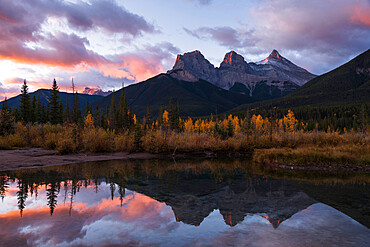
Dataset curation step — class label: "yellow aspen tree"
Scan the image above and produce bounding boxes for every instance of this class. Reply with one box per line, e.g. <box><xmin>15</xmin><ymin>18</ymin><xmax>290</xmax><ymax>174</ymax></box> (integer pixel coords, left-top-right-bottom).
<box><xmin>255</xmin><ymin>115</ymin><xmax>264</xmax><ymax>132</ymax></box>
<box><xmin>284</xmin><ymin>109</ymin><xmax>298</xmax><ymax>132</ymax></box>
<box><xmin>184</xmin><ymin>117</ymin><xmax>193</xmax><ymax>132</ymax></box>
<box><xmin>84</xmin><ymin>113</ymin><xmax>94</xmax><ymax>129</ymax></box>
<box><xmin>162</xmin><ymin>110</ymin><xmax>169</xmax><ymax>128</ymax></box>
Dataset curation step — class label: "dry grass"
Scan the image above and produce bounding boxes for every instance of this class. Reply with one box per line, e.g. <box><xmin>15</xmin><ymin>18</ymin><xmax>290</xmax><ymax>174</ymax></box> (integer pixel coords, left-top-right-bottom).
<box><xmin>253</xmin><ymin>143</ymin><xmax>370</xmax><ymax>168</ymax></box>
<box><xmin>0</xmin><ymin>122</ymin><xmax>368</xmax><ymax>170</ymax></box>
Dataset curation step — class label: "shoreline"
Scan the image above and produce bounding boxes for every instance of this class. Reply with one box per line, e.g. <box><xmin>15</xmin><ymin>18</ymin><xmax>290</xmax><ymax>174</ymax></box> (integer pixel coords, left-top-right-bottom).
<box><xmin>0</xmin><ymin>148</ymin><xmax>369</xmax><ymax>173</ymax></box>
<box><xmin>260</xmin><ymin>162</ymin><xmax>370</xmax><ymax>173</ymax></box>
<box><xmin>0</xmin><ymin>148</ymin><xmax>159</xmax><ymax>172</ymax></box>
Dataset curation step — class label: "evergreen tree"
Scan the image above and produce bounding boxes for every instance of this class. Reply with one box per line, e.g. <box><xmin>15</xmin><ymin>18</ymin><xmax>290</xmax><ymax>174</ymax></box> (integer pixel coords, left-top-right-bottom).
<box><xmin>58</xmin><ymin>101</ymin><xmax>64</xmax><ymax>123</ymax></box>
<box><xmin>85</xmin><ymin>98</ymin><xmax>91</xmax><ymax>116</ymax></box>
<box><xmin>12</xmin><ymin>108</ymin><xmax>21</xmax><ymax>122</ymax></box>
<box><xmin>168</xmin><ymin>98</ymin><xmax>180</xmax><ymax>131</ymax></box>
<box><xmin>34</xmin><ymin>95</ymin><xmax>41</xmax><ymax>123</ymax></box>
<box><xmin>145</xmin><ymin>105</ymin><xmax>151</xmax><ymax>129</ymax></box>
<box><xmin>108</xmin><ymin>92</ymin><xmax>117</xmax><ymax>129</ymax></box>
<box><xmin>20</xmin><ymin>79</ymin><xmax>31</xmax><ymax>123</ymax></box>
<box><xmin>49</xmin><ymin>79</ymin><xmax>61</xmax><ymax>125</ymax></box>
<box><xmin>94</xmin><ymin>106</ymin><xmax>100</xmax><ymax>127</ymax></box>
<box><xmin>227</xmin><ymin>118</ymin><xmax>234</xmax><ymax>137</ymax></box>
<box><xmin>73</xmin><ymin>92</ymin><xmax>82</xmax><ymax>125</ymax></box>
<box><xmin>118</xmin><ymin>89</ymin><xmax>128</xmax><ymax>130</ymax></box>
<box><xmin>134</xmin><ymin>121</ymin><xmax>143</xmax><ymax>150</ymax></box>
<box><xmin>41</xmin><ymin>103</ymin><xmax>48</xmax><ymax>123</ymax></box>
<box><xmin>0</xmin><ymin>97</ymin><xmax>14</xmax><ymax>135</ymax></box>
<box><xmin>64</xmin><ymin>96</ymin><xmax>70</xmax><ymax>123</ymax></box>
<box><xmin>31</xmin><ymin>94</ymin><xmax>37</xmax><ymax>123</ymax></box>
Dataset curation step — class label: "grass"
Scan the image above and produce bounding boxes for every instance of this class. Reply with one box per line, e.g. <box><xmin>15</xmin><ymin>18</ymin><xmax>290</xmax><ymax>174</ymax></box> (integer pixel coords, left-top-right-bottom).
<box><xmin>253</xmin><ymin>143</ymin><xmax>370</xmax><ymax>169</ymax></box>
<box><xmin>0</xmin><ymin>122</ymin><xmax>369</xmax><ymax>170</ymax></box>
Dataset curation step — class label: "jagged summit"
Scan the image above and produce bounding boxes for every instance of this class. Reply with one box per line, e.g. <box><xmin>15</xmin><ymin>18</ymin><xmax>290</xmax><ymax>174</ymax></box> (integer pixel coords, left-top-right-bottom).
<box><xmin>168</xmin><ymin>49</ymin><xmax>218</xmax><ymax>83</ymax></box>
<box><xmin>259</xmin><ymin>49</ymin><xmax>283</xmax><ymax>63</ymax></box>
<box><xmin>221</xmin><ymin>51</ymin><xmax>245</xmax><ymax>66</ymax></box>
<box><xmin>268</xmin><ymin>49</ymin><xmax>282</xmax><ymax>59</ymax></box>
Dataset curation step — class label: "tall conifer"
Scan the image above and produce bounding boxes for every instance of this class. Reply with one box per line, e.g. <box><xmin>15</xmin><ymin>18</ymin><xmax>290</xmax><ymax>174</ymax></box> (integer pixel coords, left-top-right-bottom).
<box><xmin>49</xmin><ymin>79</ymin><xmax>61</xmax><ymax>125</ymax></box>
<box><xmin>0</xmin><ymin>97</ymin><xmax>14</xmax><ymax>135</ymax></box>
<box><xmin>20</xmin><ymin>79</ymin><xmax>31</xmax><ymax>123</ymax></box>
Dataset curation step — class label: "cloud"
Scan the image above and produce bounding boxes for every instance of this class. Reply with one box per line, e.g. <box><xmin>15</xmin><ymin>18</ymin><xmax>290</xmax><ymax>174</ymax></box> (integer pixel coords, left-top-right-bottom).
<box><xmin>184</xmin><ymin>27</ymin><xmax>257</xmax><ymax>49</ymax></box>
<box><xmin>0</xmin><ymin>0</ymin><xmax>162</xmax><ymax>89</ymax></box>
<box><xmin>0</xmin><ymin>0</ymin><xmax>154</xmax><ymax>36</ymax></box>
<box><xmin>111</xmin><ymin>42</ymin><xmax>180</xmax><ymax>82</ymax></box>
<box><xmin>185</xmin><ymin>0</ymin><xmax>213</xmax><ymax>6</ymax></box>
<box><xmin>184</xmin><ymin>0</ymin><xmax>370</xmax><ymax>74</ymax></box>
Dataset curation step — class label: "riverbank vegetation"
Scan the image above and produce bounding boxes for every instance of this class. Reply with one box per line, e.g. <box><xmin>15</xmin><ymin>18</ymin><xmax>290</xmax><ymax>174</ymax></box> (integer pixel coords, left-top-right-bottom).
<box><xmin>0</xmin><ymin>79</ymin><xmax>369</xmax><ymax>169</ymax></box>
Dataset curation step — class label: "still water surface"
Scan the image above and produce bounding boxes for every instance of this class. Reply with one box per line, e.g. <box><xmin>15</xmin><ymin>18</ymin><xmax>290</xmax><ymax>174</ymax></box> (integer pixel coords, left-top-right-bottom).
<box><xmin>0</xmin><ymin>159</ymin><xmax>369</xmax><ymax>247</ymax></box>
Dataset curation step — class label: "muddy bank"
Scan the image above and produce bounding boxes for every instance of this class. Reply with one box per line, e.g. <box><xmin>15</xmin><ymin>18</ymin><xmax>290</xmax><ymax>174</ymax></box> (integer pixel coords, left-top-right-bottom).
<box><xmin>0</xmin><ymin>148</ymin><xmax>159</xmax><ymax>171</ymax></box>
<box><xmin>1</xmin><ymin>148</ymin><xmax>368</xmax><ymax>173</ymax></box>
<box><xmin>0</xmin><ymin>148</ymin><xmax>252</xmax><ymax>172</ymax></box>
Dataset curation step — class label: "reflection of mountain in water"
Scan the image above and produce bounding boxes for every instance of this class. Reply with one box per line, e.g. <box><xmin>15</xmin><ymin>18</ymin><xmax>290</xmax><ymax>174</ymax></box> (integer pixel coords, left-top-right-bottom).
<box><xmin>1</xmin><ymin>159</ymin><xmax>368</xmax><ymax>229</ymax></box>
<box><xmin>125</xmin><ymin>173</ymin><xmax>316</xmax><ymax>228</ymax></box>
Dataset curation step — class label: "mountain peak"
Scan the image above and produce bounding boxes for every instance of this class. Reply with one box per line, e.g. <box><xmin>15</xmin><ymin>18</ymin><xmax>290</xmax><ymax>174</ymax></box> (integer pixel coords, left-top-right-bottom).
<box><xmin>168</xmin><ymin>50</ymin><xmax>218</xmax><ymax>83</ymax></box>
<box><xmin>259</xmin><ymin>49</ymin><xmax>283</xmax><ymax>63</ymax></box>
<box><xmin>268</xmin><ymin>49</ymin><xmax>282</xmax><ymax>59</ymax></box>
<box><xmin>222</xmin><ymin>51</ymin><xmax>245</xmax><ymax>66</ymax></box>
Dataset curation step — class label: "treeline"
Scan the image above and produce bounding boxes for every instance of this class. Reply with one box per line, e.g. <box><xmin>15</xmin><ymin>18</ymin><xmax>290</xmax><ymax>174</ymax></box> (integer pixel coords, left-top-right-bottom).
<box><xmin>232</xmin><ymin>104</ymin><xmax>369</xmax><ymax>133</ymax></box>
<box><xmin>1</xmin><ymin>79</ymin><xmax>369</xmax><ymax>136</ymax></box>
<box><xmin>0</xmin><ymin>79</ymin><xmax>369</xmax><ymax>156</ymax></box>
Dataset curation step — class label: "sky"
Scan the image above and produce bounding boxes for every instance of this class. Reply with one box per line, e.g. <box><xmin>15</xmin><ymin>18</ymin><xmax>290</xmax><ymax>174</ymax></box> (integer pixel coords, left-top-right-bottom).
<box><xmin>0</xmin><ymin>0</ymin><xmax>369</xmax><ymax>100</ymax></box>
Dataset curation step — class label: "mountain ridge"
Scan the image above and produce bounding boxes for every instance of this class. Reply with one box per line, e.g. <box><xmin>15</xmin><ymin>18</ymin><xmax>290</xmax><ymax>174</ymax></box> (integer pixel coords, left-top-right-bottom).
<box><xmin>168</xmin><ymin>49</ymin><xmax>316</xmax><ymax>95</ymax></box>
<box><xmin>230</xmin><ymin>48</ymin><xmax>370</xmax><ymax>112</ymax></box>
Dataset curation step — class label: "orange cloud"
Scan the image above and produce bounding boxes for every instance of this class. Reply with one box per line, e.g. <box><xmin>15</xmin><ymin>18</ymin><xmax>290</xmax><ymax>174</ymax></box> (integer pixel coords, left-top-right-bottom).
<box><xmin>350</xmin><ymin>5</ymin><xmax>370</xmax><ymax>27</ymax></box>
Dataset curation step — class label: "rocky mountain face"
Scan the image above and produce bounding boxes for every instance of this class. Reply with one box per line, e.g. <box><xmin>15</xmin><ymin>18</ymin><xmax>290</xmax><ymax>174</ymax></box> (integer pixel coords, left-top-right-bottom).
<box><xmin>168</xmin><ymin>50</ymin><xmax>316</xmax><ymax>98</ymax></box>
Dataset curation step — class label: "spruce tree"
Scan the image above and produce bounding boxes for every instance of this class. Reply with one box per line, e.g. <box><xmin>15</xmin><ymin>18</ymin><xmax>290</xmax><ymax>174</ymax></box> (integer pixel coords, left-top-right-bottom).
<box><xmin>73</xmin><ymin>92</ymin><xmax>82</xmax><ymax>125</ymax></box>
<box><xmin>49</xmin><ymin>79</ymin><xmax>61</xmax><ymax>125</ymax></box>
<box><xmin>34</xmin><ymin>95</ymin><xmax>41</xmax><ymax>123</ymax></box>
<box><xmin>94</xmin><ymin>106</ymin><xmax>100</xmax><ymax>127</ymax></box>
<box><xmin>65</xmin><ymin>96</ymin><xmax>70</xmax><ymax>123</ymax></box>
<box><xmin>85</xmin><ymin>98</ymin><xmax>91</xmax><ymax>116</ymax></box>
<box><xmin>0</xmin><ymin>97</ymin><xmax>14</xmax><ymax>135</ymax></box>
<box><xmin>31</xmin><ymin>94</ymin><xmax>37</xmax><ymax>123</ymax></box>
<box><xmin>118</xmin><ymin>90</ymin><xmax>128</xmax><ymax>130</ymax></box>
<box><xmin>58</xmin><ymin>101</ymin><xmax>64</xmax><ymax>123</ymax></box>
<box><xmin>227</xmin><ymin>118</ymin><xmax>234</xmax><ymax>137</ymax></box>
<box><xmin>108</xmin><ymin>92</ymin><xmax>116</xmax><ymax>129</ymax></box>
<box><xmin>20</xmin><ymin>79</ymin><xmax>31</xmax><ymax>123</ymax></box>
<box><xmin>168</xmin><ymin>98</ymin><xmax>180</xmax><ymax>131</ymax></box>
<box><xmin>145</xmin><ymin>105</ymin><xmax>151</xmax><ymax>129</ymax></box>
<box><xmin>41</xmin><ymin>103</ymin><xmax>48</xmax><ymax>123</ymax></box>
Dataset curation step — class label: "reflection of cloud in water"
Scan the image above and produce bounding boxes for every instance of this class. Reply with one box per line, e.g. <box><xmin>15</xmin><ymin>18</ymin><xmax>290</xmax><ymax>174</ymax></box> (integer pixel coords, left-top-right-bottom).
<box><xmin>0</xmin><ymin>182</ymin><xmax>369</xmax><ymax>247</ymax></box>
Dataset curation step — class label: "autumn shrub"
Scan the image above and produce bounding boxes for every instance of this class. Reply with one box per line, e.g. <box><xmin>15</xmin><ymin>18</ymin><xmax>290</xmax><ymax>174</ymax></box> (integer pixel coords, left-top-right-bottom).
<box><xmin>142</xmin><ymin>130</ymin><xmax>169</xmax><ymax>153</ymax></box>
<box><xmin>56</xmin><ymin>134</ymin><xmax>76</xmax><ymax>154</ymax></box>
<box><xmin>83</xmin><ymin>128</ymin><xmax>113</xmax><ymax>152</ymax></box>
<box><xmin>114</xmin><ymin>131</ymin><xmax>135</xmax><ymax>152</ymax></box>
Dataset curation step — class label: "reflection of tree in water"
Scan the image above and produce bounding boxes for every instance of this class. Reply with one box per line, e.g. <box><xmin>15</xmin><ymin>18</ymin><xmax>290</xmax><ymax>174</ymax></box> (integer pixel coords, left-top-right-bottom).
<box><xmin>17</xmin><ymin>180</ymin><xmax>28</xmax><ymax>217</ymax></box>
<box><xmin>0</xmin><ymin>159</ymin><xmax>368</xmax><ymax>227</ymax></box>
<box><xmin>47</xmin><ymin>182</ymin><xmax>59</xmax><ymax>216</ymax></box>
<box><xmin>0</xmin><ymin>175</ymin><xmax>8</xmax><ymax>202</ymax></box>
